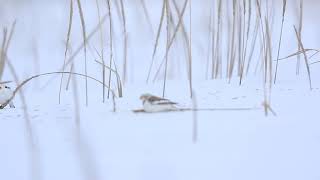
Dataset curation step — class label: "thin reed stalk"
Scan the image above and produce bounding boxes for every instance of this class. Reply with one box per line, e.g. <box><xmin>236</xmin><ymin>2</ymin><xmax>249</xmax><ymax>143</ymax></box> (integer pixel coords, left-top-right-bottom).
<box><xmin>274</xmin><ymin>0</ymin><xmax>287</xmax><ymax>84</ymax></box>
<box><xmin>228</xmin><ymin>0</ymin><xmax>237</xmax><ymax>81</ymax></box>
<box><xmin>147</xmin><ymin>0</ymin><xmax>166</xmax><ymax>82</ymax></box>
<box><xmin>106</xmin><ymin>0</ymin><xmax>114</xmax><ymax>99</ymax></box>
<box><xmin>1</xmin><ymin>71</ymin><xmax>115</xmax><ymax>109</ymax></box>
<box><xmin>192</xmin><ymin>90</ymin><xmax>198</xmax><ymax>143</ymax></box>
<box><xmin>119</xmin><ymin>0</ymin><xmax>128</xmax><ymax>84</ymax></box>
<box><xmin>0</xmin><ymin>29</ymin><xmax>7</xmax><ymax>80</ymax></box>
<box><xmin>139</xmin><ymin>0</ymin><xmax>154</xmax><ymax>34</ymax></box>
<box><xmin>188</xmin><ymin>0</ymin><xmax>193</xmax><ymax>98</ymax></box>
<box><xmin>294</xmin><ymin>26</ymin><xmax>312</xmax><ymax>90</ymax></box>
<box><xmin>239</xmin><ymin>0</ymin><xmax>249</xmax><ymax>84</ymax></box>
<box><xmin>206</xmin><ymin>7</ymin><xmax>213</xmax><ymax>79</ymax></box>
<box><xmin>245</xmin><ymin>17</ymin><xmax>259</xmax><ymax>75</ymax></box>
<box><xmin>162</xmin><ymin>0</ymin><xmax>170</xmax><ymax>98</ymax></box>
<box><xmin>76</xmin><ymin>0</ymin><xmax>88</xmax><ymax>106</ymax></box>
<box><xmin>213</xmin><ymin>0</ymin><xmax>222</xmax><ymax>79</ymax></box>
<box><xmin>296</xmin><ymin>0</ymin><xmax>303</xmax><ymax>75</ymax></box>
<box><xmin>95</xmin><ymin>0</ymin><xmax>106</xmax><ymax>102</ymax></box>
<box><xmin>59</xmin><ymin>0</ymin><xmax>73</xmax><ymax>103</ymax></box>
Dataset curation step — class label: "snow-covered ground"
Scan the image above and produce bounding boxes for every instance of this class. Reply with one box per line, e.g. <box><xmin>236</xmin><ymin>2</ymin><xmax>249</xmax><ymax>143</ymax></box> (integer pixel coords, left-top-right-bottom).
<box><xmin>1</xmin><ymin>79</ymin><xmax>320</xmax><ymax>180</ymax></box>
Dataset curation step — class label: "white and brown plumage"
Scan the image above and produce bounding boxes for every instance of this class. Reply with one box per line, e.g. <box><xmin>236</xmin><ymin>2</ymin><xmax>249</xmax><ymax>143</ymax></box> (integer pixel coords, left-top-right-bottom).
<box><xmin>0</xmin><ymin>84</ymin><xmax>15</xmax><ymax>108</ymax></box>
<box><xmin>139</xmin><ymin>93</ymin><xmax>177</xmax><ymax>113</ymax></box>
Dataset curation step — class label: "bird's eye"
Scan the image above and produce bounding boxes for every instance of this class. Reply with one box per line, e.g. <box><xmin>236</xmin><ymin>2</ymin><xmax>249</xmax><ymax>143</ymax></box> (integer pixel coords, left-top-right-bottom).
<box><xmin>5</xmin><ymin>86</ymin><xmax>9</xmax><ymax>89</ymax></box>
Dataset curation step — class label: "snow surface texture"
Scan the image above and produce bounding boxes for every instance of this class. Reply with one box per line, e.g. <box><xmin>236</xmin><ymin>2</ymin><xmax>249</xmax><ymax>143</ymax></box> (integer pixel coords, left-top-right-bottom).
<box><xmin>1</xmin><ymin>80</ymin><xmax>320</xmax><ymax>180</ymax></box>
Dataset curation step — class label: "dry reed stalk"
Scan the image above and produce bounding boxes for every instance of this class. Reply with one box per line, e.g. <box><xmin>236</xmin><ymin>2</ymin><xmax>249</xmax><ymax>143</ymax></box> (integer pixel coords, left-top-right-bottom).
<box><xmin>66</xmin><ymin>64</ymin><xmax>74</xmax><ymax>90</ymax></box>
<box><xmin>255</xmin><ymin>0</ymin><xmax>268</xmax><ymax>84</ymax></box>
<box><xmin>239</xmin><ymin>0</ymin><xmax>250</xmax><ymax>84</ymax></box>
<box><xmin>158</xmin><ymin>0</ymin><xmax>189</xmax><ymax>61</ymax></box>
<box><xmin>42</xmin><ymin>14</ymin><xmax>107</xmax><ymax>90</ymax></box>
<box><xmin>171</xmin><ymin>0</ymin><xmax>192</xmax><ymax>83</ymax></box>
<box><xmin>139</xmin><ymin>0</ymin><xmax>154</xmax><ymax>34</ymax></box>
<box><xmin>1</xmin><ymin>71</ymin><xmax>115</xmax><ymax>109</ymax></box>
<box><xmin>226</xmin><ymin>1</ymin><xmax>231</xmax><ymax>78</ymax></box>
<box><xmin>213</xmin><ymin>0</ymin><xmax>222</xmax><ymax>79</ymax></box>
<box><xmin>95</xmin><ymin>0</ymin><xmax>106</xmax><ymax>102</ymax></box>
<box><xmin>4</xmin><ymin>21</ymin><xmax>16</xmax><ymax>57</ymax></box>
<box><xmin>265</xmin><ymin>19</ymin><xmax>273</xmax><ymax>88</ymax></box>
<box><xmin>119</xmin><ymin>0</ymin><xmax>128</xmax><ymax>84</ymax></box>
<box><xmin>294</xmin><ymin>26</ymin><xmax>312</xmax><ymax>90</ymax></box>
<box><xmin>253</xmin><ymin>41</ymin><xmax>264</xmax><ymax>75</ymax></box>
<box><xmin>211</xmin><ymin>1</ymin><xmax>216</xmax><ymax>79</ymax></box>
<box><xmin>0</xmin><ymin>81</ymin><xmax>12</xmax><ymax>84</ymax></box>
<box><xmin>237</xmin><ymin>2</ymin><xmax>243</xmax><ymax>77</ymax></box>
<box><xmin>263</xmin><ymin>17</ymin><xmax>273</xmax><ymax>116</ymax></box>
<box><xmin>111</xmin><ymin>45</ymin><xmax>123</xmax><ymax>98</ymax></box>
<box><xmin>0</xmin><ymin>29</ymin><xmax>7</xmax><ymax>80</ymax></box>
<box><xmin>296</xmin><ymin>0</ymin><xmax>303</xmax><ymax>75</ymax></box>
<box><xmin>151</xmin><ymin>0</ymin><xmax>189</xmax><ymax>82</ymax></box>
<box><xmin>188</xmin><ymin>0</ymin><xmax>193</xmax><ymax>98</ymax></box>
<box><xmin>106</xmin><ymin>0</ymin><xmax>114</xmax><ymax>99</ymax></box>
<box><xmin>76</xmin><ymin>0</ymin><xmax>88</xmax><ymax>106</ymax></box>
<box><xmin>0</xmin><ymin>20</ymin><xmax>15</xmax><ymax>80</ymax></box>
<box><xmin>206</xmin><ymin>7</ymin><xmax>213</xmax><ymax>79</ymax></box>
<box><xmin>276</xmin><ymin>49</ymin><xmax>319</xmax><ymax>62</ymax></box>
<box><xmin>133</xmin><ymin>107</ymin><xmax>261</xmax><ymax>113</ymax></box>
<box><xmin>94</xmin><ymin>50</ymin><xmax>122</xmax><ymax>97</ymax></box>
<box><xmin>228</xmin><ymin>0</ymin><xmax>237</xmax><ymax>81</ymax></box>
<box><xmin>162</xmin><ymin>0</ymin><xmax>170</xmax><ymax>98</ymax></box>
<box><xmin>95</xmin><ymin>60</ymin><xmax>122</xmax><ymax>93</ymax></box>
<box><xmin>147</xmin><ymin>0</ymin><xmax>166</xmax><ymax>82</ymax></box>
<box><xmin>71</xmin><ymin>67</ymin><xmax>80</xmax><ymax>127</ymax></box>
<box><xmin>192</xmin><ymin>90</ymin><xmax>198</xmax><ymax>143</ymax></box>
<box><xmin>152</xmin><ymin>0</ymin><xmax>192</xmax><ymax>97</ymax></box>
<box><xmin>274</xmin><ymin>0</ymin><xmax>287</xmax><ymax>84</ymax></box>
<box><xmin>310</xmin><ymin>61</ymin><xmax>320</xmax><ymax>65</ymax></box>
<box><xmin>59</xmin><ymin>0</ymin><xmax>73</xmax><ymax>104</ymax></box>
<box><xmin>245</xmin><ymin>17</ymin><xmax>259</xmax><ymax>75</ymax></box>
<box><xmin>31</xmin><ymin>38</ymin><xmax>40</xmax><ymax>88</ymax></box>
<box><xmin>169</xmin><ymin>0</ymin><xmax>189</xmax><ymax>52</ymax></box>
<box><xmin>65</xmin><ymin>42</ymin><xmax>74</xmax><ymax>91</ymax></box>
<box><xmin>63</xmin><ymin>14</ymin><xmax>108</xmax><ymax>68</ymax></box>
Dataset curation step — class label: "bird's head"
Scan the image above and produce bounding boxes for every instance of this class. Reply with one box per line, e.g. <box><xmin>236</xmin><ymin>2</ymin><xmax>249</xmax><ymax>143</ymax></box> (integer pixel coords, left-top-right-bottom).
<box><xmin>0</xmin><ymin>84</ymin><xmax>11</xmax><ymax>91</ymax></box>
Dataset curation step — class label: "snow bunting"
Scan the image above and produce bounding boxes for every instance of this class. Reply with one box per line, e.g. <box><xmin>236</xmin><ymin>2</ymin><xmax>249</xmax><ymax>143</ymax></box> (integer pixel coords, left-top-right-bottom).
<box><xmin>0</xmin><ymin>84</ymin><xmax>15</xmax><ymax>108</ymax></box>
<box><xmin>139</xmin><ymin>93</ymin><xmax>177</xmax><ymax>113</ymax></box>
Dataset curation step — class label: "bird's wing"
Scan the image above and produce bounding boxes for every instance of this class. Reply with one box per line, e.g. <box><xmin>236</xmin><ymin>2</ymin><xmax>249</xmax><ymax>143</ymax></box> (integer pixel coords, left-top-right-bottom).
<box><xmin>156</xmin><ymin>101</ymin><xmax>177</xmax><ymax>105</ymax></box>
<box><xmin>148</xmin><ymin>96</ymin><xmax>167</xmax><ymax>102</ymax></box>
<box><xmin>149</xmin><ymin>96</ymin><xmax>177</xmax><ymax>105</ymax></box>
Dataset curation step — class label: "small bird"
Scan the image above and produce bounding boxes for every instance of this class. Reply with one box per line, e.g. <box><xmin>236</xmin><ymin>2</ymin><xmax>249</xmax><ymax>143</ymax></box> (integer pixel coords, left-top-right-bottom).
<box><xmin>0</xmin><ymin>84</ymin><xmax>15</xmax><ymax>108</ymax></box>
<box><xmin>139</xmin><ymin>93</ymin><xmax>177</xmax><ymax>113</ymax></box>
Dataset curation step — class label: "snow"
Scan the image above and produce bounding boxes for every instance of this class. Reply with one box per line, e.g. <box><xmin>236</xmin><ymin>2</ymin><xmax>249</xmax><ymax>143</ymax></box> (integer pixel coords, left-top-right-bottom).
<box><xmin>1</xmin><ymin>79</ymin><xmax>320</xmax><ymax>180</ymax></box>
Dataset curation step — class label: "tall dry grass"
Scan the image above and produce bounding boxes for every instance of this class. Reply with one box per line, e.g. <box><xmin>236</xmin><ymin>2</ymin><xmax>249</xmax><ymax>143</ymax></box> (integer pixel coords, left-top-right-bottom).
<box><xmin>59</xmin><ymin>0</ymin><xmax>73</xmax><ymax>104</ymax></box>
<box><xmin>294</xmin><ymin>26</ymin><xmax>312</xmax><ymax>90</ymax></box>
<box><xmin>274</xmin><ymin>0</ymin><xmax>287</xmax><ymax>84</ymax></box>
<box><xmin>76</xmin><ymin>0</ymin><xmax>89</xmax><ymax>105</ymax></box>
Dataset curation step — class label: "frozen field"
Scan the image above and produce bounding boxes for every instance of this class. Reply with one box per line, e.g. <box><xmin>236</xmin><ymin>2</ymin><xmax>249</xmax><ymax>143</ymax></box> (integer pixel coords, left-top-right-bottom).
<box><xmin>1</xmin><ymin>79</ymin><xmax>320</xmax><ymax>180</ymax></box>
